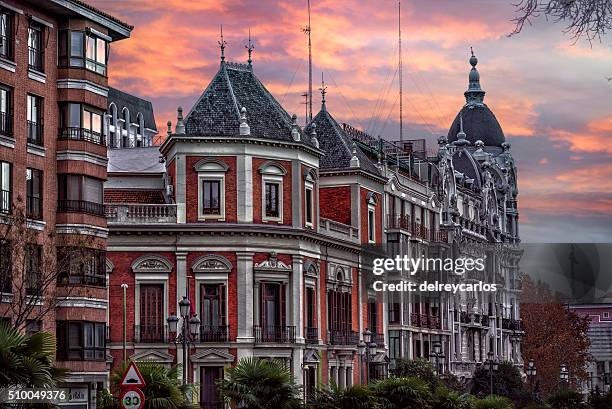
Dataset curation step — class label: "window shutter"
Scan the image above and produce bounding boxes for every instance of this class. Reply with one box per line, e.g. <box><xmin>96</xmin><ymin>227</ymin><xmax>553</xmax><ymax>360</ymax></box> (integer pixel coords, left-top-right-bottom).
<box><xmin>280</xmin><ymin>283</ymin><xmax>286</xmax><ymax>327</ymax></box>
<box><xmin>219</xmin><ymin>283</ymin><xmax>226</xmax><ymax>326</ymax></box>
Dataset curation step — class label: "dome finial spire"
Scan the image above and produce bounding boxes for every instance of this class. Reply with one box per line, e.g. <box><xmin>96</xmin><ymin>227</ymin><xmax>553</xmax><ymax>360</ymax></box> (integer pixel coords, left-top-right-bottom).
<box><xmin>218</xmin><ymin>24</ymin><xmax>227</xmax><ymax>64</ymax></box>
<box><xmin>465</xmin><ymin>47</ymin><xmax>485</xmax><ymax>106</ymax></box>
<box><xmin>319</xmin><ymin>72</ymin><xmax>327</xmax><ymax>111</ymax></box>
<box><xmin>245</xmin><ymin>27</ymin><xmax>254</xmax><ymax>69</ymax></box>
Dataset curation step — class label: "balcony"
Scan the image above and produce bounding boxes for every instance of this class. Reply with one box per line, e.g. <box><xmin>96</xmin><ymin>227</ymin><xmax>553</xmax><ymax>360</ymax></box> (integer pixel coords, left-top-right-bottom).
<box><xmin>410</xmin><ymin>313</ymin><xmax>441</xmax><ymax>329</ymax></box>
<box><xmin>26</xmin><ymin>196</ymin><xmax>42</xmax><ymax>220</ymax></box>
<box><xmin>27</xmin><ymin>121</ymin><xmax>44</xmax><ymax>146</ymax></box>
<box><xmin>0</xmin><ymin>112</ymin><xmax>12</xmax><ymax>137</ymax></box>
<box><xmin>58</xmin><ymin>127</ymin><xmax>105</xmax><ymax>146</ymax></box>
<box><xmin>305</xmin><ymin>327</ymin><xmax>318</xmax><ymax>344</ymax></box>
<box><xmin>386</xmin><ymin>214</ymin><xmax>447</xmax><ymax>242</ymax></box>
<box><xmin>1</xmin><ymin>189</ymin><xmax>11</xmax><ymax>214</ymax></box>
<box><xmin>106</xmin><ymin>203</ymin><xmax>177</xmax><ymax>224</ymax></box>
<box><xmin>134</xmin><ymin>324</ymin><xmax>168</xmax><ymax>343</ymax></box>
<box><xmin>329</xmin><ymin>329</ymin><xmax>359</xmax><ymax>346</ymax></box>
<box><xmin>319</xmin><ymin>218</ymin><xmax>359</xmax><ymax>242</ymax></box>
<box><xmin>502</xmin><ymin>318</ymin><xmax>523</xmax><ymax>331</ymax></box>
<box><xmin>253</xmin><ymin>325</ymin><xmax>295</xmax><ymax>343</ymax></box>
<box><xmin>58</xmin><ymin>200</ymin><xmax>105</xmax><ymax>217</ymax></box>
<box><xmin>28</xmin><ymin>47</ymin><xmax>44</xmax><ymax>72</ymax></box>
<box><xmin>200</xmin><ymin>325</ymin><xmax>229</xmax><ymax>342</ymax></box>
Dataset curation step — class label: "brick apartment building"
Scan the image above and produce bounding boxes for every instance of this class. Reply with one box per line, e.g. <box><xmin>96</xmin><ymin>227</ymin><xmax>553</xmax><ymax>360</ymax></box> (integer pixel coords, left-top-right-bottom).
<box><xmin>0</xmin><ymin>0</ymin><xmax>131</xmax><ymax>407</ymax></box>
<box><xmin>104</xmin><ymin>47</ymin><xmax>523</xmax><ymax>407</ymax></box>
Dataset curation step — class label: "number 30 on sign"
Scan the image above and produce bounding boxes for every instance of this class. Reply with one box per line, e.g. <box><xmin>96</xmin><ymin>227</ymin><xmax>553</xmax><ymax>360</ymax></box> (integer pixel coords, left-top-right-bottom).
<box><xmin>120</xmin><ymin>388</ymin><xmax>144</xmax><ymax>409</ymax></box>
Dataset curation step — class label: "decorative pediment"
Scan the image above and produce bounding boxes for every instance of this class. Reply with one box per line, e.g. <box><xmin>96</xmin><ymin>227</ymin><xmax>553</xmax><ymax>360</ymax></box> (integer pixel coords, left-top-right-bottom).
<box><xmin>303</xmin><ymin>260</ymin><xmax>319</xmax><ymax>276</ymax></box>
<box><xmin>258</xmin><ymin>161</ymin><xmax>287</xmax><ymax>176</ymax></box>
<box><xmin>190</xmin><ymin>348</ymin><xmax>234</xmax><ymax>363</ymax></box>
<box><xmin>130</xmin><ymin>350</ymin><xmax>174</xmax><ymax>363</ymax></box>
<box><xmin>303</xmin><ymin>349</ymin><xmax>320</xmax><ymax>364</ymax></box>
<box><xmin>194</xmin><ymin>158</ymin><xmax>229</xmax><ymax>172</ymax></box>
<box><xmin>131</xmin><ymin>255</ymin><xmax>173</xmax><ymax>273</ymax></box>
<box><xmin>192</xmin><ymin>254</ymin><xmax>232</xmax><ymax>273</ymax></box>
<box><xmin>106</xmin><ymin>258</ymin><xmax>115</xmax><ymax>274</ymax></box>
<box><xmin>366</xmin><ymin>191</ymin><xmax>378</xmax><ymax>205</ymax></box>
<box><xmin>254</xmin><ymin>252</ymin><xmax>292</xmax><ymax>272</ymax></box>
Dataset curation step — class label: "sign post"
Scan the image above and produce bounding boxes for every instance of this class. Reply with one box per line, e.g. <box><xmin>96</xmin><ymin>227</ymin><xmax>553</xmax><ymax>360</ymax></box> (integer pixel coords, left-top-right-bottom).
<box><xmin>119</xmin><ymin>362</ymin><xmax>146</xmax><ymax>409</ymax></box>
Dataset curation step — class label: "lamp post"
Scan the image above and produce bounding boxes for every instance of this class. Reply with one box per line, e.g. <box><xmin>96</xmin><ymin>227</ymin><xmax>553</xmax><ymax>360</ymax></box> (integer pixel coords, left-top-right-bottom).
<box><xmin>486</xmin><ymin>351</ymin><xmax>499</xmax><ymax>396</ymax></box>
<box><xmin>358</xmin><ymin>329</ymin><xmax>378</xmax><ymax>384</ymax></box>
<box><xmin>560</xmin><ymin>363</ymin><xmax>569</xmax><ymax>389</ymax></box>
<box><xmin>429</xmin><ymin>340</ymin><xmax>445</xmax><ymax>375</ymax></box>
<box><xmin>526</xmin><ymin>359</ymin><xmax>537</xmax><ymax>398</ymax></box>
<box><xmin>167</xmin><ymin>296</ymin><xmax>201</xmax><ymax>386</ymax></box>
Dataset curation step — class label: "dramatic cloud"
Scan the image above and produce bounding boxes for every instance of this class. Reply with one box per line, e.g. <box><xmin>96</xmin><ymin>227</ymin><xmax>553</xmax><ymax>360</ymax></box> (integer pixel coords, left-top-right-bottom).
<box><xmin>92</xmin><ymin>0</ymin><xmax>612</xmax><ymax>242</ymax></box>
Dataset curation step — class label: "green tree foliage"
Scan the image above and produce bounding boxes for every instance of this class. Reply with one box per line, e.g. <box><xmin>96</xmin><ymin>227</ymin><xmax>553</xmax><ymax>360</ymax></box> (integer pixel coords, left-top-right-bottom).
<box><xmin>307</xmin><ymin>383</ymin><xmax>380</xmax><ymax>409</ymax></box>
<box><xmin>472</xmin><ymin>361</ymin><xmax>525</xmax><ymax>399</ymax></box>
<box><xmin>99</xmin><ymin>362</ymin><xmax>197</xmax><ymax>409</ymax></box>
<box><xmin>371</xmin><ymin>377</ymin><xmax>432</xmax><ymax>408</ymax></box>
<box><xmin>546</xmin><ymin>388</ymin><xmax>588</xmax><ymax>409</ymax></box>
<box><xmin>0</xmin><ymin>321</ymin><xmax>67</xmax><ymax>388</ymax></box>
<box><xmin>217</xmin><ymin>357</ymin><xmax>302</xmax><ymax>409</ymax></box>
<box><xmin>473</xmin><ymin>395</ymin><xmax>515</xmax><ymax>409</ymax></box>
<box><xmin>588</xmin><ymin>389</ymin><xmax>612</xmax><ymax>409</ymax></box>
<box><xmin>432</xmin><ymin>386</ymin><xmax>476</xmax><ymax>409</ymax></box>
<box><xmin>392</xmin><ymin>358</ymin><xmax>439</xmax><ymax>388</ymax></box>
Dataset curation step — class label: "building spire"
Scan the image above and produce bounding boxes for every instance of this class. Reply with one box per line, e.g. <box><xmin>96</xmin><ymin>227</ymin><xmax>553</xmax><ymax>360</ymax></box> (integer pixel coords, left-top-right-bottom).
<box><xmin>218</xmin><ymin>24</ymin><xmax>227</xmax><ymax>64</ymax></box>
<box><xmin>245</xmin><ymin>27</ymin><xmax>254</xmax><ymax>68</ymax></box>
<box><xmin>302</xmin><ymin>0</ymin><xmax>313</xmax><ymax>122</ymax></box>
<box><xmin>319</xmin><ymin>72</ymin><xmax>327</xmax><ymax>111</ymax></box>
<box><xmin>465</xmin><ymin>47</ymin><xmax>485</xmax><ymax>105</ymax></box>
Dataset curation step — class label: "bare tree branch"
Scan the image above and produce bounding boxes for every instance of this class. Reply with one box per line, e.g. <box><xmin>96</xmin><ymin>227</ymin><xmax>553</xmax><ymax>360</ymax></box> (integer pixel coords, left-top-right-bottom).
<box><xmin>510</xmin><ymin>0</ymin><xmax>612</xmax><ymax>44</ymax></box>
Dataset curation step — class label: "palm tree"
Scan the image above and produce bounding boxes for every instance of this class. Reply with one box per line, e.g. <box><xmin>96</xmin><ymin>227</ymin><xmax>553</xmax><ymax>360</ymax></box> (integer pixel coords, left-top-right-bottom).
<box><xmin>217</xmin><ymin>357</ymin><xmax>302</xmax><ymax>409</ymax></box>
<box><xmin>100</xmin><ymin>362</ymin><xmax>198</xmax><ymax>409</ymax></box>
<box><xmin>0</xmin><ymin>321</ymin><xmax>67</xmax><ymax>388</ymax></box>
<box><xmin>371</xmin><ymin>377</ymin><xmax>432</xmax><ymax>409</ymax></box>
<box><xmin>432</xmin><ymin>387</ymin><xmax>476</xmax><ymax>409</ymax></box>
<box><xmin>307</xmin><ymin>382</ymin><xmax>380</xmax><ymax>409</ymax></box>
<box><xmin>474</xmin><ymin>395</ymin><xmax>515</xmax><ymax>409</ymax></box>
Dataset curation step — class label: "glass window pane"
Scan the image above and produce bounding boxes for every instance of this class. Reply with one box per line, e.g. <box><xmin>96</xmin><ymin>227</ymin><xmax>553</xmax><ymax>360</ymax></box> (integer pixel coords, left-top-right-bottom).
<box><xmin>83</xmin><ymin>111</ymin><xmax>90</xmax><ymax>131</ymax></box>
<box><xmin>27</xmin><ymin>96</ymin><xmax>32</xmax><ymax>121</ymax></box>
<box><xmin>71</xmin><ymin>32</ymin><xmax>83</xmax><ymax>57</ymax></box>
<box><xmin>86</xmin><ymin>35</ymin><xmax>95</xmax><ymax>60</ymax></box>
<box><xmin>0</xmin><ymin>89</ymin><xmax>6</xmax><ymax>113</ymax></box>
<box><xmin>69</xmin><ymin>103</ymin><xmax>80</xmax><ymax>128</ymax></box>
<box><xmin>96</xmin><ymin>39</ymin><xmax>105</xmax><ymax>64</ymax></box>
<box><xmin>1</xmin><ymin>162</ymin><xmax>9</xmax><ymax>191</ymax></box>
<box><xmin>83</xmin><ymin>177</ymin><xmax>102</xmax><ymax>203</ymax></box>
<box><xmin>91</xmin><ymin>112</ymin><xmax>101</xmax><ymax>133</ymax></box>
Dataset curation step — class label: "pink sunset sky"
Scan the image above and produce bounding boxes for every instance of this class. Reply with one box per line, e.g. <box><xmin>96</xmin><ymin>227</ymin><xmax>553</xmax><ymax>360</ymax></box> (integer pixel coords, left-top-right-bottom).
<box><xmin>92</xmin><ymin>0</ymin><xmax>612</xmax><ymax>242</ymax></box>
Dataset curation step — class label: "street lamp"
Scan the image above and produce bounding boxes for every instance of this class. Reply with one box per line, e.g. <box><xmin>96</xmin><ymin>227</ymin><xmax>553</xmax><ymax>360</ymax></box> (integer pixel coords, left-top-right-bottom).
<box><xmin>486</xmin><ymin>351</ymin><xmax>499</xmax><ymax>396</ymax></box>
<box><xmin>359</xmin><ymin>329</ymin><xmax>378</xmax><ymax>384</ymax></box>
<box><xmin>526</xmin><ymin>359</ymin><xmax>537</xmax><ymax>398</ymax></box>
<box><xmin>429</xmin><ymin>340</ymin><xmax>445</xmax><ymax>375</ymax></box>
<box><xmin>167</xmin><ymin>296</ymin><xmax>200</xmax><ymax>385</ymax></box>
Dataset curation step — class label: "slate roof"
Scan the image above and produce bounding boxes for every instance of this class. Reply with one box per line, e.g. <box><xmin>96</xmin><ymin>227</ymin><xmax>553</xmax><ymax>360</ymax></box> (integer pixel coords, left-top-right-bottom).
<box><xmin>305</xmin><ymin>107</ymin><xmax>381</xmax><ymax>177</ymax></box>
<box><xmin>105</xmin><ymin>189</ymin><xmax>165</xmax><ymax>204</ymax></box>
<box><xmin>107</xmin><ymin>146</ymin><xmax>164</xmax><ymax>174</ymax></box>
<box><xmin>448</xmin><ymin>104</ymin><xmax>505</xmax><ymax>147</ymax></box>
<box><xmin>108</xmin><ymin>87</ymin><xmax>157</xmax><ymax>131</ymax></box>
<box><xmin>452</xmin><ymin>149</ymin><xmax>482</xmax><ymax>188</ymax></box>
<box><xmin>185</xmin><ymin>63</ymin><xmax>316</xmax><ymax>148</ymax></box>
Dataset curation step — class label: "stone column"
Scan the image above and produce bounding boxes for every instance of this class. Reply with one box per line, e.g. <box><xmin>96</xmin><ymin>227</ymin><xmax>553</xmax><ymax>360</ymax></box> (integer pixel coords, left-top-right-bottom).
<box><xmin>237</xmin><ymin>155</ymin><xmax>253</xmax><ymax>223</ymax></box>
<box><xmin>292</xmin><ymin>160</ymin><xmax>302</xmax><ymax>228</ymax></box>
<box><xmin>292</xmin><ymin>255</ymin><xmax>305</xmax><ymax>343</ymax></box>
<box><xmin>236</xmin><ymin>252</ymin><xmax>255</xmax><ymax>344</ymax></box>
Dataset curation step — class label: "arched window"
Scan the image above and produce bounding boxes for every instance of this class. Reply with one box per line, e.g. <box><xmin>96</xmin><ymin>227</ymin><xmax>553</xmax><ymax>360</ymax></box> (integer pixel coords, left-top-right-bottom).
<box><xmin>136</xmin><ymin>112</ymin><xmax>144</xmax><ymax>147</ymax></box>
<box><xmin>108</xmin><ymin>102</ymin><xmax>117</xmax><ymax>148</ymax></box>
<box><xmin>121</xmin><ymin>107</ymin><xmax>130</xmax><ymax>148</ymax></box>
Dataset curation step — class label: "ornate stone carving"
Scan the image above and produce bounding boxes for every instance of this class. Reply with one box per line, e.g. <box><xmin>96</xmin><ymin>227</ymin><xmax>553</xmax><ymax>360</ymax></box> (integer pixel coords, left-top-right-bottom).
<box><xmin>131</xmin><ymin>255</ymin><xmax>173</xmax><ymax>273</ymax></box>
<box><xmin>254</xmin><ymin>251</ymin><xmax>292</xmax><ymax>271</ymax></box>
<box><xmin>192</xmin><ymin>255</ymin><xmax>232</xmax><ymax>273</ymax></box>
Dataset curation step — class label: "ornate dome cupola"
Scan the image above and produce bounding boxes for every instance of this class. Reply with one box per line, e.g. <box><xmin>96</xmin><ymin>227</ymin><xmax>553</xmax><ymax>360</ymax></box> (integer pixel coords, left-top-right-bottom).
<box><xmin>447</xmin><ymin>49</ymin><xmax>506</xmax><ymax>147</ymax></box>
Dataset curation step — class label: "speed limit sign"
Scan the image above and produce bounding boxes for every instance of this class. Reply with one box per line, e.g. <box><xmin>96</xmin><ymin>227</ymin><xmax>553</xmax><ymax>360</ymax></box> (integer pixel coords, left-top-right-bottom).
<box><xmin>120</xmin><ymin>388</ymin><xmax>145</xmax><ymax>409</ymax></box>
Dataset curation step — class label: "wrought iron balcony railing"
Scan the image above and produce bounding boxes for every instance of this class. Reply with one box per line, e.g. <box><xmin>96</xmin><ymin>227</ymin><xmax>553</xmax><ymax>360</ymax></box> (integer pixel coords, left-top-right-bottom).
<box><xmin>58</xmin><ymin>127</ymin><xmax>105</xmax><ymax>146</ymax></box>
<box><xmin>253</xmin><ymin>325</ymin><xmax>296</xmax><ymax>343</ymax></box>
<box><xmin>329</xmin><ymin>329</ymin><xmax>359</xmax><ymax>346</ymax></box>
<box><xmin>58</xmin><ymin>200</ymin><xmax>105</xmax><ymax>216</ymax></box>
<box><xmin>200</xmin><ymin>325</ymin><xmax>229</xmax><ymax>342</ymax></box>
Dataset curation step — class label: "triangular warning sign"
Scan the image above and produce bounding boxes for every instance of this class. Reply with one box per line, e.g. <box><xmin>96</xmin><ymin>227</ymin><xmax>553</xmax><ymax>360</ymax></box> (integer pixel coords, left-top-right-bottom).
<box><xmin>120</xmin><ymin>361</ymin><xmax>146</xmax><ymax>387</ymax></box>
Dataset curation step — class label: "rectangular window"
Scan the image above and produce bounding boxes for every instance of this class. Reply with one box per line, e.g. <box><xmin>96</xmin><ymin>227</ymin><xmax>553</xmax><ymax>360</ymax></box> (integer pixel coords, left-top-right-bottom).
<box><xmin>57</xmin><ymin>321</ymin><xmax>105</xmax><ymax>361</ymax></box>
<box><xmin>85</xmin><ymin>34</ymin><xmax>107</xmax><ymax>75</ymax></box>
<box><xmin>25</xmin><ymin>320</ymin><xmax>41</xmax><ymax>336</ymax></box>
<box><xmin>368</xmin><ymin>302</ymin><xmax>378</xmax><ymax>332</ymax></box>
<box><xmin>0</xmin><ymin>10</ymin><xmax>13</xmax><ymax>60</ymax></box>
<box><xmin>57</xmin><ymin>247</ymin><xmax>105</xmax><ymax>287</ymax></box>
<box><xmin>25</xmin><ymin>244</ymin><xmax>42</xmax><ymax>295</ymax></box>
<box><xmin>202</xmin><ymin>180</ymin><xmax>221</xmax><ymax>215</ymax></box>
<box><xmin>264</xmin><ymin>182</ymin><xmax>280</xmax><ymax>218</ymax></box>
<box><xmin>59</xmin><ymin>103</ymin><xmax>104</xmax><ymax>145</ymax></box>
<box><xmin>0</xmin><ymin>161</ymin><xmax>10</xmax><ymax>213</ymax></box>
<box><xmin>305</xmin><ymin>187</ymin><xmax>313</xmax><ymax>226</ymax></box>
<box><xmin>139</xmin><ymin>284</ymin><xmax>164</xmax><ymax>342</ymax></box>
<box><xmin>26</xmin><ymin>168</ymin><xmax>42</xmax><ymax>220</ymax></box>
<box><xmin>59</xmin><ymin>30</ymin><xmax>107</xmax><ymax>75</ymax></box>
<box><xmin>27</xmin><ymin>23</ymin><xmax>43</xmax><ymax>72</ymax></box>
<box><xmin>0</xmin><ymin>85</ymin><xmax>12</xmax><ymax>136</ymax></box>
<box><xmin>26</xmin><ymin>94</ymin><xmax>43</xmax><ymax>146</ymax></box>
<box><xmin>58</xmin><ymin>174</ymin><xmax>104</xmax><ymax>215</ymax></box>
<box><xmin>368</xmin><ymin>209</ymin><xmax>375</xmax><ymax>242</ymax></box>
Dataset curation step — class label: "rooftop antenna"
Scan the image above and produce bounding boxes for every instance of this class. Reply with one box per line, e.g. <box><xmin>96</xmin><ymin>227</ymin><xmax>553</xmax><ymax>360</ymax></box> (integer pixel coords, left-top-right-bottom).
<box><xmin>302</xmin><ymin>0</ymin><xmax>313</xmax><ymax>123</ymax></box>
<box><xmin>398</xmin><ymin>0</ymin><xmax>403</xmax><ymax>142</ymax></box>
<box><xmin>301</xmin><ymin>92</ymin><xmax>309</xmax><ymax>125</ymax></box>
<box><xmin>218</xmin><ymin>24</ymin><xmax>227</xmax><ymax>64</ymax></box>
<box><xmin>245</xmin><ymin>27</ymin><xmax>254</xmax><ymax>68</ymax></box>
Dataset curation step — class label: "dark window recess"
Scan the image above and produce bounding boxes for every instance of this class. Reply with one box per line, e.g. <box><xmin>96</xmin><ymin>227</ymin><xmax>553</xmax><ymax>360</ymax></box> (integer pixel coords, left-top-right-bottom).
<box><xmin>58</xmin><ymin>174</ymin><xmax>104</xmax><ymax>216</ymax></box>
<box><xmin>25</xmin><ymin>320</ymin><xmax>41</xmax><ymax>336</ymax></box>
<box><xmin>0</xmin><ymin>10</ymin><xmax>13</xmax><ymax>61</ymax></box>
<box><xmin>202</xmin><ymin>180</ymin><xmax>221</xmax><ymax>215</ymax></box>
<box><xmin>200</xmin><ymin>284</ymin><xmax>227</xmax><ymax>342</ymax></box>
<box><xmin>305</xmin><ymin>188</ymin><xmax>313</xmax><ymax>224</ymax></box>
<box><xmin>0</xmin><ymin>161</ymin><xmax>10</xmax><ymax>214</ymax></box>
<box><xmin>0</xmin><ymin>240</ymin><xmax>11</xmax><ymax>293</ymax></box>
<box><xmin>26</xmin><ymin>168</ymin><xmax>42</xmax><ymax>220</ymax></box>
<box><xmin>57</xmin><ymin>247</ymin><xmax>105</xmax><ymax>287</ymax></box>
<box><xmin>139</xmin><ymin>284</ymin><xmax>164</xmax><ymax>342</ymax></box>
<box><xmin>27</xmin><ymin>24</ymin><xmax>44</xmax><ymax>72</ymax></box>
<box><xmin>26</xmin><ymin>95</ymin><xmax>43</xmax><ymax>146</ymax></box>
<box><xmin>59</xmin><ymin>103</ymin><xmax>104</xmax><ymax>145</ymax></box>
<box><xmin>265</xmin><ymin>182</ymin><xmax>280</xmax><ymax>218</ymax></box>
<box><xmin>56</xmin><ymin>321</ymin><xmax>105</xmax><ymax>361</ymax></box>
<box><xmin>368</xmin><ymin>209</ymin><xmax>375</xmax><ymax>241</ymax></box>
<box><xmin>26</xmin><ymin>244</ymin><xmax>42</xmax><ymax>295</ymax></box>
<box><xmin>0</xmin><ymin>85</ymin><xmax>12</xmax><ymax>136</ymax></box>
<box><xmin>368</xmin><ymin>302</ymin><xmax>378</xmax><ymax>332</ymax></box>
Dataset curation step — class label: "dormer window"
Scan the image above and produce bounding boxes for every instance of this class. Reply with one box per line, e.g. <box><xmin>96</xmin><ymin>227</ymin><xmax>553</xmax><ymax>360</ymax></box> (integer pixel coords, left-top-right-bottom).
<box><xmin>195</xmin><ymin>159</ymin><xmax>228</xmax><ymax>221</ymax></box>
<box><xmin>259</xmin><ymin>162</ymin><xmax>286</xmax><ymax>223</ymax></box>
